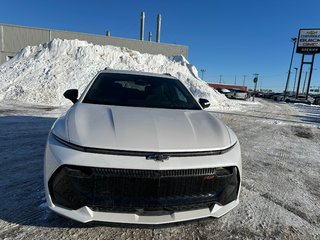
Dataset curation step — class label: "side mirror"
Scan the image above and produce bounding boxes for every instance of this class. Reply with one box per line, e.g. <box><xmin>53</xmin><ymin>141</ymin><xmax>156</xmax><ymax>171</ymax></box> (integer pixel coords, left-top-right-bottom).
<box><xmin>63</xmin><ymin>89</ymin><xmax>78</xmax><ymax>104</ymax></box>
<box><xmin>199</xmin><ymin>98</ymin><xmax>210</xmax><ymax>109</ymax></box>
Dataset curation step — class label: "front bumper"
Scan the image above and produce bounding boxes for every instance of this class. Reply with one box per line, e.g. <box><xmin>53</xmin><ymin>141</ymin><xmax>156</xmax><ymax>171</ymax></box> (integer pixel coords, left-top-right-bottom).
<box><xmin>44</xmin><ymin>133</ymin><xmax>242</xmax><ymax>224</ymax></box>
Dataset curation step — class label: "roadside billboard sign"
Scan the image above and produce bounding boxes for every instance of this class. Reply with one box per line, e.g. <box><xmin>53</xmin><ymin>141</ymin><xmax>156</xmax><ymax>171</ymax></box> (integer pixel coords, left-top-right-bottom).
<box><xmin>296</xmin><ymin>29</ymin><xmax>320</xmax><ymax>54</ymax></box>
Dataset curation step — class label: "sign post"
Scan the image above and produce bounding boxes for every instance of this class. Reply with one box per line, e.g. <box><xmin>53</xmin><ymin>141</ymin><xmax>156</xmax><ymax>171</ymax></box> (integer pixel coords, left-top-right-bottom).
<box><xmin>252</xmin><ymin>74</ymin><xmax>258</xmax><ymax>102</ymax></box>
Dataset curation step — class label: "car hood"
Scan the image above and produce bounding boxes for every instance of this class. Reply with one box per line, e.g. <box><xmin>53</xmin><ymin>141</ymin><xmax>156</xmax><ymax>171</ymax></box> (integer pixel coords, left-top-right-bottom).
<box><xmin>55</xmin><ymin>103</ymin><xmax>234</xmax><ymax>152</ymax></box>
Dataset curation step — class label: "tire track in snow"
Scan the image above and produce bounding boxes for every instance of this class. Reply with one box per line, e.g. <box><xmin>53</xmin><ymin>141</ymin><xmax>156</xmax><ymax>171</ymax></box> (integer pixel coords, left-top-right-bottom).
<box><xmin>0</xmin><ymin>209</ymin><xmax>44</xmax><ymax>234</ymax></box>
<box><xmin>235</xmin><ymin>101</ymin><xmax>315</xmax><ymax>234</ymax></box>
<box><xmin>259</xmin><ymin>192</ymin><xmax>314</xmax><ymax>225</ymax></box>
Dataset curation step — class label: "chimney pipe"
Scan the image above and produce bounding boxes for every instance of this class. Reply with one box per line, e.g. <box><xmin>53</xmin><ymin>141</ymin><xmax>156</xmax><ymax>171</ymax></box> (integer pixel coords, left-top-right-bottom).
<box><xmin>148</xmin><ymin>32</ymin><xmax>152</xmax><ymax>41</ymax></box>
<box><xmin>156</xmin><ymin>14</ymin><xmax>161</xmax><ymax>43</ymax></box>
<box><xmin>140</xmin><ymin>12</ymin><xmax>145</xmax><ymax>41</ymax></box>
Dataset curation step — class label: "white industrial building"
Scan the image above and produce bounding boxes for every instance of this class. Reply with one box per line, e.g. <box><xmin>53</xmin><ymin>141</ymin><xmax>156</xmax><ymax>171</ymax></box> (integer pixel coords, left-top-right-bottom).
<box><xmin>0</xmin><ymin>24</ymin><xmax>188</xmax><ymax>64</ymax></box>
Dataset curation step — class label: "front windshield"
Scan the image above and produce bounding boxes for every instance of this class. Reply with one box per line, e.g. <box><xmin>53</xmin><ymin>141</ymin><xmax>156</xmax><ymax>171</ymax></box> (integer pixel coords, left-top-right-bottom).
<box><xmin>83</xmin><ymin>73</ymin><xmax>201</xmax><ymax>110</ymax></box>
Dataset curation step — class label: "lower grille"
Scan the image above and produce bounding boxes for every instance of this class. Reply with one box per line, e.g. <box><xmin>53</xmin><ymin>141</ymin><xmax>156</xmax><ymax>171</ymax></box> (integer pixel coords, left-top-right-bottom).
<box><xmin>49</xmin><ymin>165</ymin><xmax>239</xmax><ymax>214</ymax></box>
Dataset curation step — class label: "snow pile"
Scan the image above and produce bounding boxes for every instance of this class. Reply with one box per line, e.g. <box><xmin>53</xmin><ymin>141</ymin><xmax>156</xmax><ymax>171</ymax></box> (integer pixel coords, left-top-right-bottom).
<box><xmin>0</xmin><ymin>39</ymin><xmax>239</xmax><ymax>110</ymax></box>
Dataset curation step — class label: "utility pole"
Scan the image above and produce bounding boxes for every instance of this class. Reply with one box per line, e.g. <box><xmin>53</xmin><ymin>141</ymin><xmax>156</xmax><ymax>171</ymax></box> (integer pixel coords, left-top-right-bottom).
<box><xmin>219</xmin><ymin>75</ymin><xmax>222</xmax><ymax>83</ymax></box>
<box><xmin>234</xmin><ymin>75</ymin><xmax>237</xmax><ymax>85</ymax></box>
<box><xmin>243</xmin><ymin>75</ymin><xmax>246</xmax><ymax>86</ymax></box>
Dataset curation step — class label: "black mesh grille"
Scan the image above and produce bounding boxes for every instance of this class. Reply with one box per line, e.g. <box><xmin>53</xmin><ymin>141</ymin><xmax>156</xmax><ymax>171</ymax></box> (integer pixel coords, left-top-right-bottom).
<box><xmin>93</xmin><ymin>167</ymin><xmax>218</xmax><ymax>177</ymax></box>
<box><xmin>49</xmin><ymin>165</ymin><xmax>239</xmax><ymax>214</ymax></box>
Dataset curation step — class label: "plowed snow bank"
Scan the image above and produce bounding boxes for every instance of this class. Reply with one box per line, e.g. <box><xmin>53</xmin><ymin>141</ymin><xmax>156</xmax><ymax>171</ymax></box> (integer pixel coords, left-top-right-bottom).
<box><xmin>0</xmin><ymin>39</ymin><xmax>239</xmax><ymax>110</ymax></box>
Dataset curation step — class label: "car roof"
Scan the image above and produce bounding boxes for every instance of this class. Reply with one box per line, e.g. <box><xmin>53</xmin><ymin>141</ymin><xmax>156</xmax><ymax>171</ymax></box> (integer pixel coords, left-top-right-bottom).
<box><xmin>99</xmin><ymin>69</ymin><xmax>178</xmax><ymax>80</ymax></box>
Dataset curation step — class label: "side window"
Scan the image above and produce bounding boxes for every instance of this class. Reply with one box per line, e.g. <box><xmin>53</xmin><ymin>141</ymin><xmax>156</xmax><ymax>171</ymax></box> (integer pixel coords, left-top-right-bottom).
<box><xmin>174</xmin><ymin>86</ymin><xmax>187</xmax><ymax>102</ymax></box>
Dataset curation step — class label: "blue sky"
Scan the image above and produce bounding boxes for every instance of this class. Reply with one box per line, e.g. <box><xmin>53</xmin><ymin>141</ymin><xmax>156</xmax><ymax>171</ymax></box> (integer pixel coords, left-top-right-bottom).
<box><xmin>1</xmin><ymin>0</ymin><xmax>320</xmax><ymax>91</ymax></box>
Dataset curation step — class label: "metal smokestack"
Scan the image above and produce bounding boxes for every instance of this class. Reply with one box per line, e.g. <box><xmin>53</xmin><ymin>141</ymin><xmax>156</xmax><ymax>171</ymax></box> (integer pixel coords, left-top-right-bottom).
<box><xmin>140</xmin><ymin>12</ymin><xmax>145</xmax><ymax>41</ymax></box>
<box><xmin>156</xmin><ymin>14</ymin><xmax>161</xmax><ymax>43</ymax></box>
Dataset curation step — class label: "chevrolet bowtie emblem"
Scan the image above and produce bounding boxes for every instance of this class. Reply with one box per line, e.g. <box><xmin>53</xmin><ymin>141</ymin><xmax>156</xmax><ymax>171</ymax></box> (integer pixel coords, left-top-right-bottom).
<box><xmin>146</xmin><ymin>154</ymin><xmax>170</xmax><ymax>161</ymax></box>
<box><xmin>306</xmin><ymin>30</ymin><xmax>317</xmax><ymax>34</ymax></box>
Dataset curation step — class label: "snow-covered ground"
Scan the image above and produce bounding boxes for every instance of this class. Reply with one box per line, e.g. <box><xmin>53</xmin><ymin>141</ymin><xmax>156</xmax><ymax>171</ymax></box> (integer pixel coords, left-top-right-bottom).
<box><xmin>0</xmin><ymin>39</ymin><xmax>240</xmax><ymax>111</ymax></box>
<box><xmin>0</xmin><ymin>99</ymin><xmax>319</xmax><ymax>239</ymax></box>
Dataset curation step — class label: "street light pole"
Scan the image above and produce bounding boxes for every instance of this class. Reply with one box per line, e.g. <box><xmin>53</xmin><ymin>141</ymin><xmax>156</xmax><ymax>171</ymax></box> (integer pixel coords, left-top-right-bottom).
<box><xmin>292</xmin><ymin>67</ymin><xmax>298</xmax><ymax>95</ymax></box>
<box><xmin>284</xmin><ymin>37</ymin><xmax>297</xmax><ymax>99</ymax></box>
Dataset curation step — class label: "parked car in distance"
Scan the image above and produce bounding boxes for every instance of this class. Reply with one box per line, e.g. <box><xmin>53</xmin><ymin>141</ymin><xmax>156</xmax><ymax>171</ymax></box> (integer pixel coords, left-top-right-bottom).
<box><xmin>273</xmin><ymin>94</ymin><xmax>285</xmax><ymax>101</ymax></box>
<box><xmin>44</xmin><ymin>69</ymin><xmax>242</xmax><ymax>224</ymax></box>
<box><xmin>314</xmin><ymin>96</ymin><xmax>320</xmax><ymax>105</ymax></box>
<box><xmin>216</xmin><ymin>88</ymin><xmax>231</xmax><ymax>96</ymax></box>
<box><xmin>263</xmin><ymin>92</ymin><xmax>276</xmax><ymax>99</ymax></box>
<box><xmin>255</xmin><ymin>92</ymin><xmax>263</xmax><ymax>98</ymax></box>
<box><xmin>227</xmin><ymin>89</ymin><xmax>248</xmax><ymax>100</ymax></box>
<box><xmin>285</xmin><ymin>95</ymin><xmax>315</xmax><ymax>105</ymax></box>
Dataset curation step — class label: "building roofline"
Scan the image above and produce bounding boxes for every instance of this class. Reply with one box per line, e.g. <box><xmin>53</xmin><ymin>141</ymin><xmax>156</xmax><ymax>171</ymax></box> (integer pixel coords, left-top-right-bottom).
<box><xmin>0</xmin><ymin>23</ymin><xmax>188</xmax><ymax>48</ymax></box>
